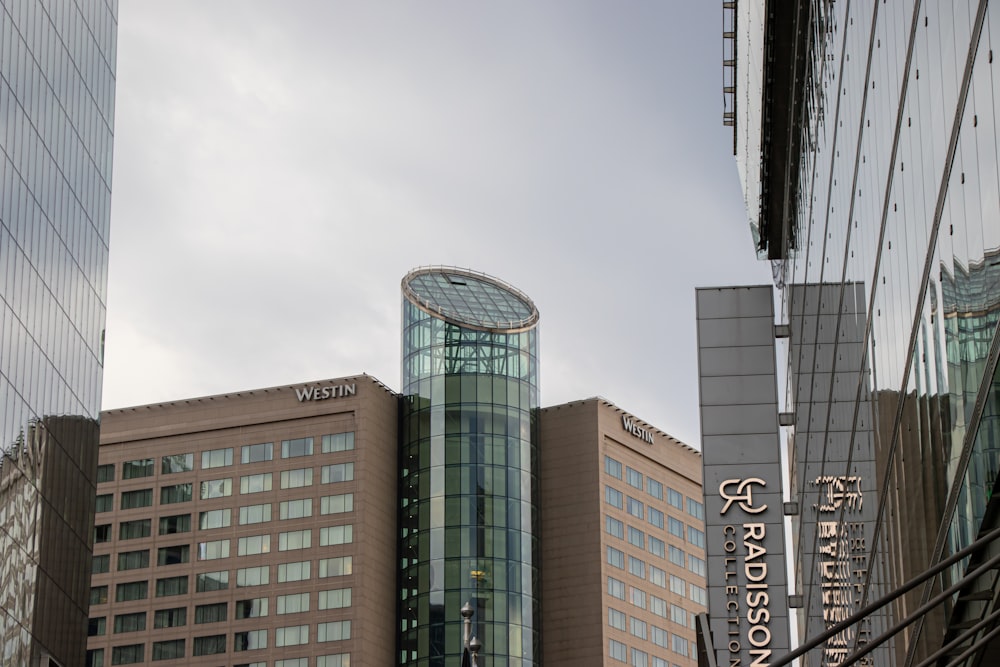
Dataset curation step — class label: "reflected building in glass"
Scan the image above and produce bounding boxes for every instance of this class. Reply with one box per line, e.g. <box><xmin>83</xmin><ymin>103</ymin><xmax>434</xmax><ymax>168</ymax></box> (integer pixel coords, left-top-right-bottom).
<box><xmin>711</xmin><ymin>0</ymin><xmax>1000</xmax><ymax>664</ymax></box>
<box><xmin>398</xmin><ymin>267</ymin><xmax>540</xmax><ymax>667</ymax></box>
<box><xmin>0</xmin><ymin>1</ymin><xmax>118</xmax><ymax>665</ymax></box>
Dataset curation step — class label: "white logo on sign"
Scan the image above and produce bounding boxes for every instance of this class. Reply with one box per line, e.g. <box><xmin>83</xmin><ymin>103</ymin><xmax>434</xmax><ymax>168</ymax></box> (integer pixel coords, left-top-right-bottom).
<box><xmin>719</xmin><ymin>478</ymin><xmax>767</xmax><ymax>514</ymax></box>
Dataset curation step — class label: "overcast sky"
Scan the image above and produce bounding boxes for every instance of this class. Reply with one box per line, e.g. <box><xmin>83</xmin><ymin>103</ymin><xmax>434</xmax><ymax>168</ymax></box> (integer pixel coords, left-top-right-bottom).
<box><xmin>101</xmin><ymin>2</ymin><xmax>772</xmax><ymax>447</ymax></box>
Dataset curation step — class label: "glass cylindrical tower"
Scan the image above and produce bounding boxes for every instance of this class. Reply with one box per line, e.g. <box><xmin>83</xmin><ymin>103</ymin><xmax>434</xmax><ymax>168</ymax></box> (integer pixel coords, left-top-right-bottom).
<box><xmin>398</xmin><ymin>267</ymin><xmax>540</xmax><ymax>667</ymax></box>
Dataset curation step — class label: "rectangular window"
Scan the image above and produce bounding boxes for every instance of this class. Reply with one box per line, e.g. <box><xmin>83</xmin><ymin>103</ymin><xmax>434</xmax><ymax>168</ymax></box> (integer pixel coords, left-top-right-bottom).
<box><xmin>318</xmin><ymin>587</ymin><xmax>352</xmax><ymax>610</ymax></box>
<box><xmin>277</xmin><ymin>592</ymin><xmax>310</xmax><ymax>614</ymax></box>
<box><xmin>668</xmin><ymin>545</ymin><xmax>685</xmax><ymax>567</ymax></box>
<box><xmin>667</xmin><ymin>487</ymin><xmax>683</xmax><ymax>510</ymax></box>
<box><xmin>648</xmin><ymin>536</ymin><xmax>665</xmax><ymax>559</ymax></box>
<box><xmin>628</xmin><ymin>556</ymin><xmax>645</xmax><ymax>578</ymax></box>
<box><xmin>319</xmin><ymin>556</ymin><xmax>353</xmax><ymax>578</ymax></box>
<box><xmin>235</xmin><ymin>629</ymin><xmax>268</xmax><ymax>651</ymax></box>
<box><xmin>193</xmin><ymin>634</ymin><xmax>226</xmax><ymax>656</ymax></box>
<box><xmin>321</xmin><ymin>463</ymin><xmax>354</xmax><ymax>484</ymax></box>
<box><xmin>609</xmin><ymin>638</ymin><xmax>627</xmax><ymax>662</ymax></box>
<box><xmin>278</xmin><ymin>560</ymin><xmax>312</xmax><ymax>583</ymax></box>
<box><xmin>650</xmin><ymin>595</ymin><xmax>668</xmax><ymax>618</ymax></box>
<box><xmin>240</xmin><ymin>503</ymin><xmax>272</xmax><ymax>524</ymax></box>
<box><xmin>117</xmin><ymin>550</ymin><xmax>149</xmax><ymax>571</ymax></box>
<box><xmin>607</xmin><ymin>576</ymin><xmax>626</xmax><ymax>600</ymax></box>
<box><xmin>631</xmin><ymin>647</ymin><xmax>649</xmax><ymax>667</ymax></box>
<box><xmin>156</xmin><ymin>575</ymin><xmax>189</xmax><ymax>597</ymax></box>
<box><xmin>605</xmin><ymin>485</ymin><xmax>623</xmax><ymax>509</ymax></box>
<box><xmin>630</xmin><ymin>617</ymin><xmax>647</xmax><ymax>640</ymax></box>
<box><xmin>123</xmin><ymin>458</ymin><xmax>154</xmax><ymax>479</ymax></box>
<box><xmin>96</xmin><ymin>493</ymin><xmax>113</xmax><ymax>513</ymax></box>
<box><xmin>319</xmin><ymin>525</ymin><xmax>352</xmax><ymax>546</ymax></box>
<box><xmin>198</xmin><ymin>539</ymin><xmax>231</xmax><ymax>560</ymax></box>
<box><xmin>690</xmin><ymin>583</ymin><xmax>707</xmax><ymax>606</ymax></box>
<box><xmin>607</xmin><ymin>546</ymin><xmax>624</xmax><ymax>569</ymax></box>
<box><xmin>116</xmin><ymin>581</ymin><xmax>148</xmax><ymax>602</ymax></box>
<box><xmin>669</xmin><ymin>575</ymin><xmax>686</xmax><ymax>596</ymax></box>
<box><xmin>281</xmin><ymin>437</ymin><xmax>313</xmax><ymax>458</ymax></box>
<box><xmin>161</xmin><ymin>453</ymin><xmax>194</xmax><ymax>474</ymax></box>
<box><xmin>625</xmin><ymin>467</ymin><xmax>642</xmax><ymax>489</ymax></box>
<box><xmin>629</xmin><ymin>586</ymin><xmax>646</xmax><ymax>609</ymax></box>
<box><xmin>236</xmin><ymin>597</ymin><xmax>269</xmax><ymax>619</ymax></box>
<box><xmin>241</xmin><ymin>441</ymin><xmax>274</xmax><ymax>463</ymax></box>
<box><xmin>281</xmin><ymin>468</ymin><xmax>313</xmax><ymax>489</ymax></box>
<box><xmin>200</xmin><ymin>478</ymin><xmax>232</xmax><ymax>499</ymax></box>
<box><xmin>240</xmin><ymin>473</ymin><xmax>272</xmax><ymax>494</ymax></box>
<box><xmin>151</xmin><ymin>638</ymin><xmax>185</xmax><ymax>661</ymax></box>
<box><xmin>196</xmin><ymin>570</ymin><xmax>229</xmax><ymax>592</ymax></box>
<box><xmin>317</xmin><ymin>654</ymin><xmax>351</xmax><ymax>667</ymax></box>
<box><xmin>605</xmin><ymin>516</ymin><xmax>624</xmax><ymax>539</ymax></box>
<box><xmin>627</xmin><ymin>526</ymin><xmax>645</xmax><ymax>549</ymax></box>
<box><xmin>88</xmin><ymin>617</ymin><xmax>105</xmax><ymax>636</ymax></box>
<box><xmin>194</xmin><ymin>602</ymin><xmax>228</xmax><ymax>624</ymax></box>
<box><xmin>604</xmin><ymin>455</ymin><xmax>622</xmax><ymax>479</ymax></box>
<box><xmin>649</xmin><ymin>564</ymin><xmax>666</xmax><ymax>588</ymax></box>
<box><xmin>237</xmin><ymin>565</ymin><xmax>270</xmax><ymax>587</ymax></box>
<box><xmin>687</xmin><ymin>497</ymin><xmax>705</xmax><ymax>519</ymax></box>
<box><xmin>114</xmin><ymin>611</ymin><xmax>146</xmax><ymax>633</ymax></box>
<box><xmin>672</xmin><ymin>634</ymin><xmax>689</xmax><ymax>656</ymax></box>
<box><xmin>199</xmin><ymin>508</ymin><xmax>232</xmax><ymax>530</ymax></box>
<box><xmin>92</xmin><ymin>554</ymin><xmax>110</xmax><ymax>574</ymax></box>
<box><xmin>670</xmin><ymin>604</ymin><xmax>687</xmax><ymax>626</ymax></box>
<box><xmin>275</xmin><ymin>624</ymin><xmax>309</xmax><ymax>647</ymax></box>
<box><xmin>280</xmin><ymin>498</ymin><xmax>313</xmax><ymax>520</ymax></box>
<box><xmin>120</xmin><ymin>519</ymin><xmax>151</xmax><ymax>540</ymax></box>
<box><xmin>160</xmin><ymin>483</ymin><xmax>193</xmax><ymax>505</ymax></box>
<box><xmin>321</xmin><ymin>432</ymin><xmax>355</xmax><ymax>453</ymax></box>
<box><xmin>154</xmin><ymin>607</ymin><xmax>187</xmax><ymax>629</ymax></box>
<box><xmin>668</xmin><ymin>516</ymin><xmax>684</xmax><ymax>539</ymax></box>
<box><xmin>201</xmin><ymin>447</ymin><xmax>233</xmax><ymax>469</ymax></box>
<box><xmin>159</xmin><ymin>514</ymin><xmax>191</xmax><ymax>535</ymax></box>
<box><xmin>320</xmin><ymin>493</ymin><xmax>354</xmax><ymax>515</ymax></box>
<box><xmin>317</xmin><ymin>620</ymin><xmax>351</xmax><ymax>642</ymax></box>
<box><xmin>111</xmin><ymin>644</ymin><xmax>145</xmax><ymax>664</ymax></box>
<box><xmin>280</xmin><ymin>529</ymin><xmax>313</xmax><ymax>551</ymax></box>
<box><xmin>91</xmin><ymin>585</ymin><xmax>109</xmax><ymax>605</ymax></box>
<box><xmin>97</xmin><ymin>463</ymin><xmax>115</xmax><ymax>483</ymax></box>
<box><xmin>277</xmin><ymin>660</ymin><xmax>308</xmax><ymax>667</ymax></box>
<box><xmin>608</xmin><ymin>607</ymin><xmax>626</xmax><ymax>631</ymax></box>
<box><xmin>688</xmin><ymin>554</ymin><xmax>706</xmax><ymax>577</ymax></box>
<box><xmin>626</xmin><ymin>496</ymin><xmax>644</xmax><ymax>519</ymax></box>
<box><xmin>238</xmin><ymin>534</ymin><xmax>271</xmax><ymax>556</ymax></box>
<box><xmin>647</xmin><ymin>507</ymin><xmax>664</xmax><ymax>529</ymax></box>
<box><xmin>688</xmin><ymin>525</ymin><xmax>706</xmax><ymax>548</ymax></box>
<box><xmin>651</xmin><ymin>625</ymin><xmax>668</xmax><ymax>649</ymax></box>
<box><xmin>120</xmin><ymin>489</ymin><xmax>152</xmax><ymax>510</ymax></box>
<box><xmin>646</xmin><ymin>477</ymin><xmax>663</xmax><ymax>500</ymax></box>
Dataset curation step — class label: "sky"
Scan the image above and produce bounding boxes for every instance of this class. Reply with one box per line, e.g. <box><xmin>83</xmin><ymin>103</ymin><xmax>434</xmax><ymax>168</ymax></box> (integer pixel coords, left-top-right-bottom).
<box><xmin>101</xmin><ymin>1</ymin><xmax>772</xmax><ymax>447</ymax></box>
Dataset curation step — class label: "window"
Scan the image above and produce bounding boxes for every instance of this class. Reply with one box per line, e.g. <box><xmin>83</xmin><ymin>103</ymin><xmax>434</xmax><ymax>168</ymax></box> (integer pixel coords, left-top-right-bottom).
<box><xmin>120</xmin><ymin>519</ymin><xmax>151</xmax><ymax>540</ymax></box>
<box><xmin>630</xmin><ymin>617</ymin><xmax>647</xmax><ymax>640</ymax></box>
<box><xmin>117</xmin><ymin>550</ymin><xmax>149</xmax><ymax>571</ymax></box>
<box><xmin>317</xmin><ymin>620</ymin><xmax>351</xmax><ymax>642</ymax></box>
<box><xmin>278</xmin><ymin>560</ymin><xmax>311</xmax><ymax>583</ymax></box>
<box><xmin>235</xmin><ymin>629</ymin><xmax>268</xmax><ymax>651</ymax></box>
<box><xmin>322</xmin><ymin>432</ymin><xmax>354</xmax><ymax>452</ymax></box>
<box><xmin>649</xmin><ymin>536</ymin><xmax>665</xmax><ymax>559</ymax></box>
<box><xmin>319</xmin><ymin>556</ymin><xmax>353</xmax><ymax>578</ymax></box>
<box><xmin>625</xmin><ymin>467</ymin><xmax>642</xmax><ymax>489</ymax></box>
<box><xmin>282</xmin><ymin>437</ymin><xmax>313</xmax><ymax>458</ymax></box>
<box><xmin>237</xmin><ymin>565</ymin><xmax>270</xmax><ymax>587</ymax></box>
<box><xmin>156</xmin><ymin>544</ymin><xmax>190</xmax><ymax>567</ymax></box>
<box><xmin>97</xmin><ymin>464</ymin><xmax>115</xmax><ymax>483</ymax></box>
<box><xmin>92</xmin><ymin>554</ymin><xmax>110</xmax><ymax>574</ymax></box>
<box><xmin>670</xmin><ymin>604</ymin><xmax>687</xmax><ymax>626</ymax></box>
<box><xmin>608</xmin><ymin>576</ymin><xmax>625</xmax><ymax>600</ymax></box>
<box><xmin>275</xmin><ymin>624</ymin><xmax>309</xmax><ymax>647</ymax></box>
<box><xmin>688</xmin><ymin>554</ymin><xmax>706</xmax><ymax>577</ymax></box>
<box><xmin>609</xmin><ymin>639</ymin><xmax>627</xmax><ymax>662</ymax></box>
<box><xmin>277</xmin><ymin>660</ymin><xmax>308</xmax><ymax>667</ymax></box>
<box><xmin>647</xmin><ymin>507</ymin><xmax>664</xmax><ymax>529</ymax></box>
<box><xmin>193</xmin><ymin>634</ymin><xmax>226</xmax><ymax>656</ymax></box>
<box><xmin>236</xmin><ymin>597</ymin><xmax>269</xmax><ymax>619</ymax></box>
<box><xmin>111</xmin><ymin>644</ymin><xmax>144</xmax><ymax>664</ymax></box>
<box><xmin>96</xmin><ymin>494</ymin><xmax>113</xmax><ymax>513</ymax></box>
<box><xmin>196</xmin><ymin>570</ymin><xmax>229</xmax><ymax>592</ymax></box>
<box><xmin>116</xmin><ymin>581</ymin><xmax>148</xmax><ymax>602</ymax></box>
<box><xmin>201</xmin><ymin>447</ymin><xmax>233</xmax><ymax>469</ymax></box>
<box><xmin>159</xmin><ymin>514</ymin><xmax>191</xmax><ymax>535</ymax></box>
<box><xmin>650</xmin><ymin>595</ymin><xmax>668</xmax><ymax>618</ymax></box>
<box><xmin>89</xmin><ymin>617</ymin><xmax>106</xmax><ymax>636</ymax></box>
<box><xmin>277</xmin><ymin>592</ymin><xmax>310</xmax><ymax>614</ymax></box>
<box><xmin>91</xmin><ymin>585</ymin><xmax>109</xmax><ymax>605</ymax></box>
<box><xmin>156</xmin><ymin>575</ymin><xmax>188</xmax><ymax>597</ymax></box>
<box><xmin>605</xmin><ymin>485</ymin><xmax>623</xmax><ymax>509</ymax></box>
<box><xmin>688</xmin><ymin>525</ymin><xmax>705</xmax><ymax>549</ymax></box>
<box><xmin>280</xmin><ymin>529</ymin><xmax>312</xmax><ymax>551</ymax></box>
<box><xmin>321</xmin><ymin>463</ymin><xmax>354</xmax><ymax>484</ymax></box>
<box><xmin>669</xmin><ymin>575</ymin><xmax>686</xmax><ymax>596</ymax></box>
<box><xmin>669</xmin><ymin>545</ymin><xmax>685</xmax><ymax>567</ymax></box>
<box><xmin>86</xmin><ymin>648</ymin><xmax>104</xmax><ymax>667</ymax></box>
<box><xmin>200</xmin><ymin>478</ymin><xmax>232</xmax><ymax>499</ymax></box>
<box><xmin>646</xmin><ymin>477</ymin><xmax>663</xmax><ymax>500</ymax></box>
<box><xmin>199</xmin><ymin>539</ymin><xmax>231</xmax><ymax>560</ymax></box>
<box><xmin>154</xmin><ymin>607</ymin><xmax>186</xmax><ymax>628</ymax></box>
<box><xmin>629</xmin><ymin>586</ymin><xmax>646</xmax><ymax>609</ymax></box>
<box><xmin>238</xmin><ymin>534</ymin><xmax>270</xmax><ymax>556</ymax></box>
<box><xmin>321</xmin><ymin>493</ymin><xmax>354</xmax><ymax>515</ymax></box>
<box><xmin>199</xmin><ymin>508</ymin><xmax>232</xmax><ymax>530</ymax></box>
<box><xmin>652</xmin><ymin>625</ymin><xmax>669</xmax><ymax>648</ymax></box>
<box><xmin>240</xmin><ymin>503</ymin><xmax>272</xmax><ymax>524</ymax></box>
<box><xmin>652</xmin><ymin>659</ymin><xmax>669</xmax><ymax>667</ymax></box>
<box><xmin>628</xmin><ymin>556</ymin><xmax>645</xmax><ymax>578</ymax></box>
<box><xmin>195</xmin><ymin>602</ymin><xmax>228</xmax><ymax>624</ymax></box>
<box><xmin>671</xmin><ymin>634</ymin><xmax>689</xmax><ymax>656</ymax></box>
<box><xmin>95</xmin><ymin>524</ymin><xmax>112</xmax><ymax>543</ymax></box>
<box><xmin>161</xmin><ymin>453</ymin><xmax>193</xmax><ymax>474</ymax></box>
<box><xmin>319</xmin><ymin>525</ymin><xmax>352</xmax><ymax>546</ymax></box>
<box><xmin>608</xmin><ymin>607</ymin><xmax>626</xmax><ymax>630</ymax></box>
<box><xmin>605</xmin><ymin>516</ymin><xmax>624</xmax><ymax>539</ymax></box>
<box><xmin>318</xmin><ymin>587</ymin><xmax>352</xmax><ymax>610</ymax></box>
<box><xmin>123</xmin><ymin>458</ymin><xmax>154</xmax><ymax>479</ymax></box>
<box><xmin>161</xmin><ymin>483</ymin><xmax>193</xmax><ymax>505</ymax></box>
<box><xmin>668</xmin><ymin>516</ymin><xmax>684</xmax><ymax>539</ymax></box>
<box><xmin>649</xmin><ymin>565</ymin><xmax>666</xmax><ymax>588</ymax></box>
<box><xmin>317</xmin><ymin>654</ymin><xmax>351</xmax><ymax>667</ymax></box>
<box><xmin>667</xmin><ymin>487</ymin><xmax>683</xmax><ymax>510</ymax></box>
<box><xmin>241</xmin><ymin>442</ymin><xmax>273</xmax><ymax>463</ymax></box>
<box><xmin>604</xmin><ymin>456</ymin><xmax>622</xmax><ymax>479</ymax></box>
<box><xmin>607</xmin><ymin>546</ymin><xmax>624</xmax><ymax>569</ymax></box>
<box><xmin>626</xmin><ymin>496</ymin><xmax>644</xmax><ymax>518</ymax></box>
<box><xmin>281</xmin><ymin>468</ymin><xmax>313</xmax><ymax>489</ymax></box>
<box><xmin>690</xmin><ymin>583</ymin><xmax>707</xmax><ymax>606</ymax></box>
<box><xmin>240</xmin><ymin>473</ymin><xmax>272</xmax><ymax>494</ymax></box>
<box><xmin>280</xmin><ymin>498</ymin><xmax>313</xmax><ymax>520</ymax></box>
<box><xmin>627</xmin><ymin>526</ymin><xmax>645</xmax><ymax>549</ymax></box>
<box><xmin>631</xmin><ymin>647</ymin><xmax>649</xmax><ymax>667</ymax></box>
<box><xmin>120</xmin><ymin>489</ymin><xmax>153</xmax><ymax>510</ymax></box>
<box><xmin>151</xmin><ymin>639</ymin><xmax>185</xmax><ymax>661</ymax></box>
<box><xmin>687</xmin><ymin>497</ymin><xmax>705</xmax><ymax>519</ymax></box>
<box><xmin>114</xmin><ymin>611</ymin><xmax>146</xmax><ymax>633</ymax></box>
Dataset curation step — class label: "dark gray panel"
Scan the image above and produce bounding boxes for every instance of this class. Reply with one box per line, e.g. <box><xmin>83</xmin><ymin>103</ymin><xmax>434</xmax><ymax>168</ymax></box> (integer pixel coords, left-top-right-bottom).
<box><xmin>700</xmin><ymin>374</ymin><xmax>778</xmax><ymax>406</ymax></box>
<box><xmin>697</xmin><ymin>316</ymin><xmax>776</xmax><ymax>348</ymax></box>
<box><xmin>696</xmin><ymin>285</ymin><xmax>774</xmax><ymax>320</ymax></box>
<box><xmin>701</xmin><ymin>404</ymin><xmax>778</xmax><ymax>435</ymax></box>
<box><xmin>699</xmin><ymin>345</ymin><xmax>778</xmax><ymax>377</ymax></box>
<box><xmin>702</xmin><ymin>434</ymin><xmax>784</xmax><ymax>466</ymax></box>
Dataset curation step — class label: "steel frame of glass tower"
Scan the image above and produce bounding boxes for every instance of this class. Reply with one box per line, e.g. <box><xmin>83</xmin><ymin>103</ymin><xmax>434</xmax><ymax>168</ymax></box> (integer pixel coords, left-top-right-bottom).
<box><xmin>397</xmin><ymin>267</ymin><xmax>540</xmax><ymax>667</ymax></box>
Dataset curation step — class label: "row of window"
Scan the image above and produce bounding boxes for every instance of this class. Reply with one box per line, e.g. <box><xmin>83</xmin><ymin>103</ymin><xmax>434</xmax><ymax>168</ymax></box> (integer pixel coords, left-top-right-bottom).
<box><xmin>607</xmin><ymin>610</ymin><xmax>692</xmax><ymax>657</ymax></box>
<box><xmin>609</xmin><ymin>637</ymin><xmax>689</xmax><ymax>666</ymax></box>
<box><xmin>606</xmin><ymin>546</ymin><xmax>705</xmax><ymax>582</ymax></box>
<box><xmin>607</xmin><ymin>576</ymin><xmax>707</xmax><ymax>610</ymax></box>
<box><xmin>604</xmin><ymin>485</ymin><xmax>704</xmax><ymax>544</ymax></box>
<box><xmin>89</xmin><ymin>655</ymin><xmax>348</xmax><ymax>667</ymax></box>
<box><xmin>603</xmin><ymin>456</ymin><xmax>704</xmax><ymax>519</ymax></box>
<box><xmin>604</xmin><ymin>511</ymin><xmax>705</xmax><ymax>553</ymax></box>
<box><xmin>97</xmin><ymin>433</ymin><xmax>356</xmax><ymax>484</ymax></box>
<box><xmin>90</xmin><ymin>555</ymin><xmax>353</xmax><ymax>605</ymax></box>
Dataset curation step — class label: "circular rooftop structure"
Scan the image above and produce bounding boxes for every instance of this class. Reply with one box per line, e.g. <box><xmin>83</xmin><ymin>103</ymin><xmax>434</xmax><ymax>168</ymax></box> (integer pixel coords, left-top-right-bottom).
<box><xmin>402</xmin><ymin>266</ymin><xmax>539</xmax><ymax>332</ymax></box>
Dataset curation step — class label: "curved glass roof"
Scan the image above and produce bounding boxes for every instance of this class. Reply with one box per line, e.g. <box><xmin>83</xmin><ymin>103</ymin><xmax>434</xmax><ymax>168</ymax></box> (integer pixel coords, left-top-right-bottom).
<box><xmin>402</xmin><ymin>267</ymin><xmax>539</xmax><ymax>332</ymax></box>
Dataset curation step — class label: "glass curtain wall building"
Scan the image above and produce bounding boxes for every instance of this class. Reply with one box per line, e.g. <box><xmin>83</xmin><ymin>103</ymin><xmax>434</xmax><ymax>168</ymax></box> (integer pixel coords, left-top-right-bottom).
<box><xmin>0</xmin><ymin>0</ymin><xmax>118</xmax><ymax>664</ymax></box>
<box><xmin>724</xmin><ymin>0</ymin><xmax>1000</xmax><ymax>663</ymax></box>
<box><xmin>398</xmin><ymin>267</ymin><xmax>540</xmax><ymax>667</ymax></box>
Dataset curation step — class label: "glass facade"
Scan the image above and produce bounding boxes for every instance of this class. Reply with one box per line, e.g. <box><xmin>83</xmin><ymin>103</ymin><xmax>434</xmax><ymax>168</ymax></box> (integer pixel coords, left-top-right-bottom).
<box><xmin>731</xmin><ymin>1</ymin><xmax>1000</xmax><ymax>663</ymax></box>
<box><xmin>0</xmin><ymin>0</ymin><xmax>117</xmax><ymax>664</ymax></box>
<box><xmin>398</xmin><ymin>267</ymin><xmax>540</xmax><ymax>667</ymax></box>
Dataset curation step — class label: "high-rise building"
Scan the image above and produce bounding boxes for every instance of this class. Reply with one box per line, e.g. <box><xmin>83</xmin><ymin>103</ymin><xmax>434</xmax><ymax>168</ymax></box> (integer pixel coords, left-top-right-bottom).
<box><xmin>703</xmin><ymin>1</ymin><xmax>1000</xmax><ymax>663</ymax></box>
<box><xmin>0</xmin><ymin>1</ymin><xmax>118</xmax><ymax>664</ymax></box>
